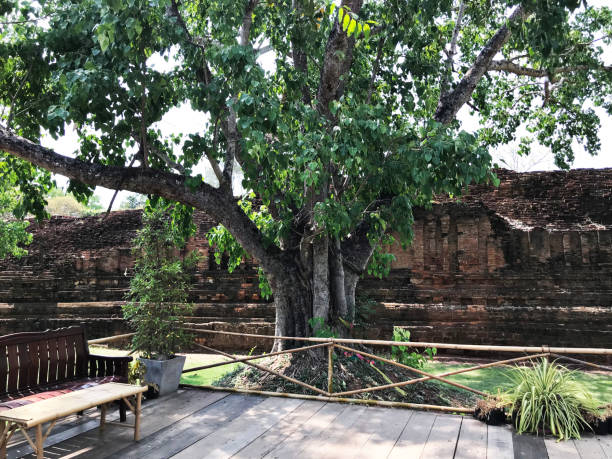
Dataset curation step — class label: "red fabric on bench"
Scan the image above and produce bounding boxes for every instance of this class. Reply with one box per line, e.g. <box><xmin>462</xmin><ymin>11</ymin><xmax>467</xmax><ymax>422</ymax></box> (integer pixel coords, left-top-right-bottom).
<box><xmin>0</xmin><ymin>375</ymin><xmax>123</xmax><ymax>411</ymax></box>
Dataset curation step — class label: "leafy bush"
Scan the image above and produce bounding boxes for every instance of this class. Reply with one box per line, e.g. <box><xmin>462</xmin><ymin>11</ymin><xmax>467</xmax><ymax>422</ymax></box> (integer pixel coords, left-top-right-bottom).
<box><xmin>308</xmin><ymin>317</ymin><xmax>336</xmax><ymax>338</ymax></box>
<box><xmin>391</xmin><ymin>327</ymin><xmax>436</xmax><ymax>369</ymax></box>
<box><xmin>123</xmin><ymin>207</ymin><xmax>198</xmax><ymax>360</ymax></box>
<box><xmin>504</xmin><ymin>359</ymin><xmax>601</xmax><ymax>440</ymax></box>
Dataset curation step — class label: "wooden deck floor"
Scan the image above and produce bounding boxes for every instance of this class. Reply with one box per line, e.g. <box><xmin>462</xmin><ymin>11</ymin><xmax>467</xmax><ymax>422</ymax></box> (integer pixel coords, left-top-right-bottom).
<box><xmin>6</xmin><ymin>388</ymin><xmax>611</xmax><ymax>458</ymax></box>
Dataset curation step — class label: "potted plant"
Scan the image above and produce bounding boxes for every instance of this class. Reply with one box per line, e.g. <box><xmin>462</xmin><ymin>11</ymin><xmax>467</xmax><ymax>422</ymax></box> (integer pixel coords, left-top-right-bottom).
<box><xmin>123</xmin><ymin>206</ymin><xmax>198</xmax><ymax>396</ymax></box>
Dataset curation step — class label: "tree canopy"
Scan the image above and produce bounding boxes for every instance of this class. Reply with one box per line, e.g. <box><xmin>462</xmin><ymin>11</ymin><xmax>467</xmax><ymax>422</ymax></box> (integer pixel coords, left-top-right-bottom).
<box><xmin>0</xmin><ymin>0</ymin><xmax>611</xmax><ymax>342</ymax></box>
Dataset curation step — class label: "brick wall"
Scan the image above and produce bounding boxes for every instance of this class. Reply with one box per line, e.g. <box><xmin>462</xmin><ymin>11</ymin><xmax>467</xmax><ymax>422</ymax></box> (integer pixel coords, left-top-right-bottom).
<box><xmin>0</xmin><ymin>168</ymin><xmax>610</xmax><ymax>351</ymax></box>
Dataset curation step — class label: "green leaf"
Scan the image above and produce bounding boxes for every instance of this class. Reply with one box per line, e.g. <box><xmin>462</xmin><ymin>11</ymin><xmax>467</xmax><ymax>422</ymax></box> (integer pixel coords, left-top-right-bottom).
<box><xmin>337</xmin><ymin>7</ymin><xmax>344</xmax><ymax>24</ymax></box>
<box><xmin>347</xmin><ymin>19</ymin><xmax>356</xmax><ymax>36</ymax></box>
<box><xmin>363</xmin><ymin>23</ymin><xmax>370</xmax><ymax>40</ymax></box>
<box><xmin>342</xmin><ymin>12</ymin><xmax>350</xmax><ymax>31</ymax></box>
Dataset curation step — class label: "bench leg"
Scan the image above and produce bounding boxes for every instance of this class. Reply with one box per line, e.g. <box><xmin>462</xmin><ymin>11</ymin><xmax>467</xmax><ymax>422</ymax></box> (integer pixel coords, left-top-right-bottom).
<box><xmin>0</xmin><ymin>421</ymin><xmax>6</xmax><ymax>459</ymax></box>
<box><xmin>35</xmin><ymin>425</ymin><xmax>43</xmax><ymax>459</ymax></box>
<box><xmin>119</xmin><ymin>400</ymin><xmax>127</xmax><ymax>422</ymax></box>
<box><xmin>134</xmin><ymin>392</ymin><xmax>142</xmax><ymax>441</ymax></box>
<box><xmin>100</xmin><ymin>403</ymin><xmax>107</xmax><ymax>430</ymax></box>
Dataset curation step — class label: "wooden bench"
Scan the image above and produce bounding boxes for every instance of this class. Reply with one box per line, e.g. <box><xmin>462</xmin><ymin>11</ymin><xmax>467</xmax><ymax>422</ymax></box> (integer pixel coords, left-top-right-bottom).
<box><xmin>0</xmin><ymin>382</ymin><xmax>147</xmax><ymax>458</ymax></box>
<box><xmin>0</xmin><ymin>326</ymin><xmax>134</xmax><ymax>456</ymax></box>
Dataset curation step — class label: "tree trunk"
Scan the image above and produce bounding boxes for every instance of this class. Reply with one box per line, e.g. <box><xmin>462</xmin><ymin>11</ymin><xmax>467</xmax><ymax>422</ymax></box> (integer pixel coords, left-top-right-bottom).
<box><xmin>267</xmin><ymin>230</ymin><xmax>374</xmax><ymax>350</ymax></box>
<box><xmin>271</xmin><ymin>272</ymin><xmax>312</xmax><ymax>351</ymax></box>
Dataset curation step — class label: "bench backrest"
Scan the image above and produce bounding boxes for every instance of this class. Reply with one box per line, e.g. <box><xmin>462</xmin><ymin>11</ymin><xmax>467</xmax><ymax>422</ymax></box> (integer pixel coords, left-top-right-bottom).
<box><xmin>0</xmin><ymin>326</ymin><xmax>89</xmax><ymax>396</ymax></box>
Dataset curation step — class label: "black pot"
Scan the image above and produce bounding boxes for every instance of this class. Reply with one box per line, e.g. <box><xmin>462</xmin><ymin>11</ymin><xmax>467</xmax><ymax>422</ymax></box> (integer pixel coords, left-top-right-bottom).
<box><xmin>474</xmin><ymin>406</ymin><xmax>506</xmax><ymax>426</ymax></box>
<box><xmin>588</xmin><ymin>418</ymin><xmax>609</xmax><ymax>435</ymax></box>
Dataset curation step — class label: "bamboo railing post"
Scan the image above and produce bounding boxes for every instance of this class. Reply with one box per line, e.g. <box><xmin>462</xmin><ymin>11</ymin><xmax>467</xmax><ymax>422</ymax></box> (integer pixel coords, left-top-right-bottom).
<box><xmin>328</xmin><ymin>343</ymin><xmax>334</xmax><ymax>395</ymax></box>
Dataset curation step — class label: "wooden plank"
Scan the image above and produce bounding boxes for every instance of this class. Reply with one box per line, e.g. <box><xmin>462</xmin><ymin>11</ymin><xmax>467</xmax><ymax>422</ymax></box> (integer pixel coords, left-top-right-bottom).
<box><xmin>234</xmin><ymin>400</ymin><xmax>324</xmax><ymax>458</ymax></box>
<box><xmin>37</xmin><ymin>340</ymin><xmax>48</xmax><ymax>386</ymax></box>
<box><xmin>174</xmin><ymin>397</ymin><xmax>304</xmax><ymax>459</ymax></box>
<box><xmin>8</xmin><ymin>409</ymin><xmax>104</xmax><ymax>458</ymax></box>
<box><xmin>6</xmin><ymin>345</ymin><xmax>18</xmax><ymax>393</ymax></box>
<box><xmin>597</xmin><ymin>435</ymin><xmax>612</xmax><ymax>458</ymax></box>
<box><xmin>108</xmin><ymin>393</ymin><xmax>264</xmax><ymax>459</ymax></box>
<box><xmin>75</xmin><ymin>335</ymin><xmax>87</xmax><ymax>378</ymax></box>
<box><xmin>12</xmin><ymin>389</ymin><xmax>229</xmax><ymax>459</ymax></box>
<box><xmin>57</xmin><ymin>335</ymin><xmax>68</xmax><ymax>381</ymax></box>
<box><xmin>349</xmin><ymin>406</ymin><xmax>413</xmax><ymax>459</ymax></box>
<box><xmin>66</xmin><ymin>335</ymin><xmax>76</xmax><ymax>380</ymax></box>
<box><xmin>263</xmin><ymin>401</ymin><xmax>346</xmax><ymax>458</ymax></box>
<box><xmin>26</xmin><ymin>341</ymin><xmax>39</xmax><ymax>388</ymax></box>
<box><xmin>573</xmin><ymin>435</ymin><xmax>606</xmax><ymax>459</ymax></box>
<box><xmin>16</xmin><ymin>343</ymin><xmax>29</xmax><ymax>391</ymax></box>
<box><xmin>420</xmin><ymin>414</ymin><xmax>462</xmax><ymax>459</ymax></box>
<box><xmin>387</xmin><ymin>410</ymin><xmax>437</xmax><ymax>459</ymax></box>
<box><xmin>512</xmin><ymin>432</ymin><xmax>548</xmax><ymax>459</ymax></box>
<box><xmin>47</xmin><ymin>338</ymin><xmax>58</xmax><ymax>384</ymax></box>
<box><xmin>0</xmin><ymin>344</ymin><xmax>8</xmax><ymax>394</ymax></box>
<box><xmin>297</xmin><ymin>404</ymin><xmax>368</xmax><ymax>459</ymax></box>
<box><xmin>329</xmin><ymin>406</ymin><xmax>396</xmax><ymax>459</ymax></box>
<box><xmin>545</xmin><ymin>436</ymin><xmax>581</xmax><ymax>459</ymax></box>
<box><xmin>486</xmin><ymin>424</ymin><xmax>513</xmax><ymax>459</ymax></box>
<box><xmin>454</xmin><ymin>417</ymin><xmax>487</xmax><ymax>459</ymax></box>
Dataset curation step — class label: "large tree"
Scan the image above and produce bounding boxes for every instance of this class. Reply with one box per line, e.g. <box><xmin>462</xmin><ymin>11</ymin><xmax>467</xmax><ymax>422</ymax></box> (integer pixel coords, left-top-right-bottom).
<box><xmin>1</xmin><ymin>0</ymin><xmax>611</xmax><ymax>347</ymax></box>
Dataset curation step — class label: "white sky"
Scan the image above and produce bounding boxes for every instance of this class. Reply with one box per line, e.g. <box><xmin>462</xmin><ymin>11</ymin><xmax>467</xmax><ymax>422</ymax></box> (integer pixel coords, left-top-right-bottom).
<box><xmin>43</xmin><ymin>4</ymin><xmax>612</xmax><ymax>208</ymax></box>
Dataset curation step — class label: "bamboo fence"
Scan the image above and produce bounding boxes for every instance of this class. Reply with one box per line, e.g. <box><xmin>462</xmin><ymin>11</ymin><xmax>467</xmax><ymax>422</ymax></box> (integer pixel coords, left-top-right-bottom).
<box><xmin>177</xmin><ymin>327</ymin><xmax>612</xmax><ymax>414</ymax></box>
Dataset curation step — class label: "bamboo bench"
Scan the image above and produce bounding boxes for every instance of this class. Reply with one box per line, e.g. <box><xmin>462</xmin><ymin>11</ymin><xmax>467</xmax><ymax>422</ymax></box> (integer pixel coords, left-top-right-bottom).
<box><xmin>0</xmin><ymin>326</ymin><xmax>135</xmax><ymax>456</ymax></box>
<box><xmin>0</xmin><ymin>382</ymin><xmax>146</xmax><ymax>458</ymax></box>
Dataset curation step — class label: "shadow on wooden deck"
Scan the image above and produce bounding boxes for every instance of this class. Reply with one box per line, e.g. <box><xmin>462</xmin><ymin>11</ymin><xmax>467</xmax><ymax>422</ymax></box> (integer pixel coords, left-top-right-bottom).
<box><xmin>6</xmin><ymin>388</ymin><xmax>611</xmax><ymax>458</ymax></box>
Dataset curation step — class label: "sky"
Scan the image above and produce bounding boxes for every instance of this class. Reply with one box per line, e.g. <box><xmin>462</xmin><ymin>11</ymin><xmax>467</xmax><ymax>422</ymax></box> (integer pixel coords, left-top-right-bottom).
<box><xmin>43</xmin><ymin>4</ymin><xmax>612</xmax><ymax>209</ymax></box>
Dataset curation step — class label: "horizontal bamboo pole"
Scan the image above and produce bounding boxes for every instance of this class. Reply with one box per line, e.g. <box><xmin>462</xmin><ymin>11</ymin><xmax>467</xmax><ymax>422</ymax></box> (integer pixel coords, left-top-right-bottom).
<box><xmin>181</xmin><ymin>384</ymin><xmax>475</xmax><ymax>414</ymax></box>
<box><xmin>549</xmin><ymin>353</ymin><xmax>612</xmax><ymax>372</ymax></box>
<box><xmin>182</xmin><ymin>342</ymin><xmax>330</xmax><ymax>374</ymax></box>
<box><xmin>193</xmin><ymin>343</ymin><xmax>329</xmax><ymax>396</ymax></box>
<box><xmin>334</xmin><ymin>344</ymin><xmax>487</xmax><ymax>397</ymax></box>
<box><xmin>88</xmin><ymin>333</ymin><xmax>135</xmax><ymax>345</ymax></box>
<box><xmin>332</xmin><ymin>351</ymin><xmax>550</xmax><ymax>398</ymax></box>
<box><xmin>183</xmin><ymin>327</ymin><xmax>612</xmax><ymax>355</ymax></box>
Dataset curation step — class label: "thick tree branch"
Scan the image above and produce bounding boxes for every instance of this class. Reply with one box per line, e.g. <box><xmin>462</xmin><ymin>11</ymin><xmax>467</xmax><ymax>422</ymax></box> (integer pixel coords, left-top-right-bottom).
<box><xmin>221</xmin><ymin>108</ymin><xmax>238</xmax><ymax>191</ymax></box>
<box><xmin>240</xmin><ymin>0</ymin><xmax>259</xmax><ymax>46</ymax></box>
<box><xmin>291</xmin><ymin>0</ymin><xmax>312</xmax><ymax>105</ymax></box>
<box><xmin>256</xmin><ymin>44</ymin><xmax>273</xmax><ymax>56</ymax></box>
<box><xmin>488</xmin><ymin>60</ymin><xmax>612</xmax><ymax>81</ymax></box>
<box><xmin>441</xmin><ymin>0</ymin><xmax>465</xmax><ymax>96</ymax></box>
<box><xmin>0</xmin><ymin>126</ymin><xmax>287</xmax><ymax>273</ymax></box>
<box><xmin>130</xmin><ymin>131</ymin><xmax>185</xmax><ymax>174</ymax></box>
<box><xmin>434</xmin><ymin>4</ymin><xmax>527</xmax><ymax>124</ymax></box>
<box><xmin>168</xmin><ymin>0</ymin><xmax>212</xmax><ymax>85</ymax></box>
<box><xmin>341</xmin><ymin>220</ymin><xmax>376</xmax><ymax>275</ymax></box>
<box><xmin>316</xmin><ymin>0</ymin><xmax>363</xmax><ymax>119</ymax></box>
<box><xmin>366</xmin><ymin>37</ymin><xmax>385</xmax><ymax>105</ymax></box>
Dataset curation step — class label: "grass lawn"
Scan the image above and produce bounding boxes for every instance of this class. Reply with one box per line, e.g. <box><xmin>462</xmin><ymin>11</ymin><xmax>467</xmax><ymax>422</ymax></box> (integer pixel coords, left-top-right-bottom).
<box><xmin>89</xmin><ymin>345</ymin><xmax>242</xmax><ymax>386</ymax></box>
<box><xmin>90</xmin><ymin>346</ymin><xmax>610</xmax><ymax>405</ymax></box>
<box><xmin>423</xmin><ymin>360</ymin><xmax>612</xmax><ymax>405</ymax></box>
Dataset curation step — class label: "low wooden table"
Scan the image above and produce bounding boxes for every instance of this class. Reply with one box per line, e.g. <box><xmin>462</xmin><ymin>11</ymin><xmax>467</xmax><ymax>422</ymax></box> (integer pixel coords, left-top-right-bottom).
<box><xmin>0</xmin><ymin>382</ymin><xmax>147</xmax><ymax>459</ymax></box>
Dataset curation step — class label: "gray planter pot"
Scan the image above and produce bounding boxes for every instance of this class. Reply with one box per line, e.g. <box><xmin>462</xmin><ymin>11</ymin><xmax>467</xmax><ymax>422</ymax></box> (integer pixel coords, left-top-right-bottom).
<box><xmin>139</xmin><ymin>355</ymin><xmax>186</xmax><ymax>397</ymax></box>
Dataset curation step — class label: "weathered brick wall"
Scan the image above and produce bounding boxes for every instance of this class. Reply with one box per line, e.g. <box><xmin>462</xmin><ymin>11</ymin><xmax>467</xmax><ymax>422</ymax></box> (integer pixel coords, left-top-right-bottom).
<box><xmin>0</xmin><ymin>168</ymin><xmax>610</xmax><ymax>351</ymax></box>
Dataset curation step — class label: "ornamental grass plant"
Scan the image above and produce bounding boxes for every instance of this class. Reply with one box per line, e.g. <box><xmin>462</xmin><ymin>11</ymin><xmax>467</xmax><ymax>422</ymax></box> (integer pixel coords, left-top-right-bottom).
<box><xmin>504</xmin><ymin>358</ymin><xmax>601</xmax><ymax>440</ymax></box>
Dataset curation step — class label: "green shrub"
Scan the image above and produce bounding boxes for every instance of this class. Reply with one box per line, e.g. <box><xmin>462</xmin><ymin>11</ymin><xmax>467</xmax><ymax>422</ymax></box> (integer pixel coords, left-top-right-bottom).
<box><xmin>504</xmin><ymin>359</ymin><xmax>601</xmax><ymax>440</ymax></box>
<box><xmin>390</xmin><ymin>327</ymin><xmax>436</xmax><ymax>369</ymax></box>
